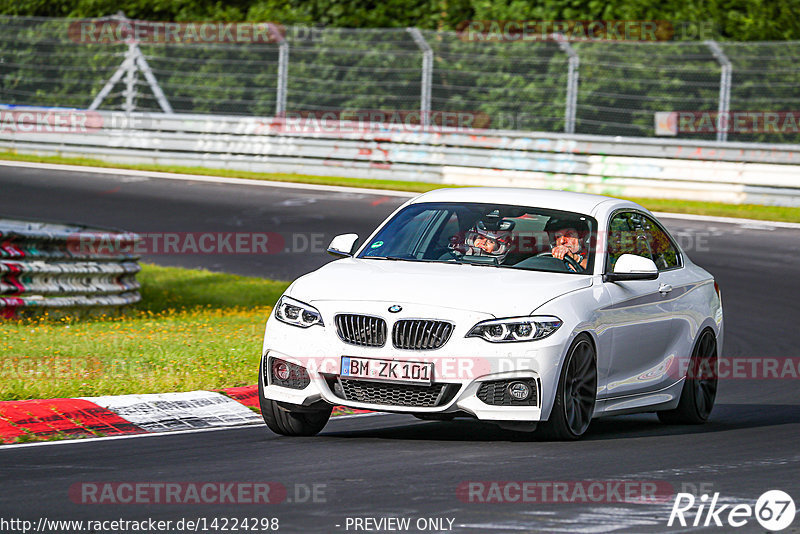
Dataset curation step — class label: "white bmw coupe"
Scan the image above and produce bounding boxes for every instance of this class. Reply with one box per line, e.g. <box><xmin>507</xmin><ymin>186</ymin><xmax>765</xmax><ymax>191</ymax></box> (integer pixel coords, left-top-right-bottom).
<box><xmin>258</xmin><ymin>188</ymin><xmax>722</xmax><ymax>440</ymax></box>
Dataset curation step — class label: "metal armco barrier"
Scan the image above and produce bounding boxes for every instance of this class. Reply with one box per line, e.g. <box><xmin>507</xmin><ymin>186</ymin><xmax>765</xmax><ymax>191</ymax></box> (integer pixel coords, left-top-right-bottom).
<box><xmin>0</xmin><ymin>218</ymin><xmax>141</xmax><ymax>318</ymax></box>
<box><xmin>2</xmin><ymin>108</ymin><xmax>800</xmax><ymax>206</ymax></box>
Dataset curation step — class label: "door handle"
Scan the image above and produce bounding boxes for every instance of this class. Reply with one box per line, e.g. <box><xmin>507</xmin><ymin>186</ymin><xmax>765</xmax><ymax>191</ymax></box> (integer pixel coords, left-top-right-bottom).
<box><xmin>659</xmin><ymin>283</ymin><xmax>673</xmax><ymax>295</ymax></box>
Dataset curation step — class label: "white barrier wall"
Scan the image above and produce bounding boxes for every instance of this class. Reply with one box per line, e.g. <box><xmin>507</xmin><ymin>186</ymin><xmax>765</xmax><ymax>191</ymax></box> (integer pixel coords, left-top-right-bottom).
<box><xmin>2</xmin><ymin>108</ymin><xmax>800</xmax><ymax>206</ymax></box>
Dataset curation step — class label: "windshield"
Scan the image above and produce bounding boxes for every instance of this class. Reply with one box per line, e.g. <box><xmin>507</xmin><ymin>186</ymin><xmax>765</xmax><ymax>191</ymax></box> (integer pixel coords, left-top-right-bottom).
<box><xmin>358</xmin><ymin>202</ymin><xmax>597</xmax><ymax>274</ymax></box>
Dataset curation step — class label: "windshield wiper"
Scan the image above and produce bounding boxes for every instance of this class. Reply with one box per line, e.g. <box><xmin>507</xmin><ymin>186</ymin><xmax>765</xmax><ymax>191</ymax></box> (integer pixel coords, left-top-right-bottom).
<box><xmin>363</xmin><ymin>255</ymin><xmax>412</xmax><ymax>262</ymax></box>
<box><xmin>363</xmin><ymin>255</ymin><xmax>464</xmax><ymax>264</ymax></box>
<box><xmin>456</xmin><ymin>256</ymin><xmax>501</xmax><ymax>268</ymax></box>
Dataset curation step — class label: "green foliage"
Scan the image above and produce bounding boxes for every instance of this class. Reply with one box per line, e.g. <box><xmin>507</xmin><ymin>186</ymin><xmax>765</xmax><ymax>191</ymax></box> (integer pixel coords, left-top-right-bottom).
<box><xmin>1</xmin><ymin>0</ymin><xmax>799</xmax><ymax>39</ymax></box>
<box><xmin>0</xmin><ymin>264</ymin><xmax>288</xmax><ymax>400</ymax></box>
<box><xmin>135</xmin><ymin>263</ymin><xmax>288</xmax><ymax>312</ymax></box>
<box><xmin>1</xmin><ymin>2</ymin><xmax>798</xmax><ymax>143</ymax></box>
<box><xmin>0</xmin><ymin>1</ymin><xmax>250</xmax><ymax>22</ymax></box>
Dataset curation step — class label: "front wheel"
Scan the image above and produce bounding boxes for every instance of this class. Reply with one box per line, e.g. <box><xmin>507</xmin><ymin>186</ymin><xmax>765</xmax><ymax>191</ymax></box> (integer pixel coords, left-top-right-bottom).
<box><xmin>658</xmin><ymin>330</ymin><xmax>718</xmax><ymax>425</ymax></box>
<box><xmin>537</xmin><ymin>334</ymin><xmax>597</xmax><ymax>441</ymax></box>
<box><xmin>258</xmin><ymin>359</ymin><xmax>332</xmax><ymax>436</ymax></box>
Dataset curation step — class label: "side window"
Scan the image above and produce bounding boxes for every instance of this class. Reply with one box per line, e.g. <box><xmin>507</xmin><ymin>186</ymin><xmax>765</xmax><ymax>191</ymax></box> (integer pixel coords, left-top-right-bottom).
<box><xmin>641</xmin><ymin>215</ymin><xmax>681</xmax><ymax>271</ymax></box>
<box><xmin>363</xmin><ymin>208</ymin><xmax>437</xmax><ymax>257</ymax></box>
<box><xmin>439</xmin><ymin>212</ymin><xmax>460</xmax><ymax>245</ymax></box>
<box><xmin>606</xmin><ymin>212</ymin><xmax>652</xmax><ymax>271</ymax></box>
<box><xmin>421</xmin><ymin>211</ymin><xmax>460</xmax><ymax>259</ymax></box>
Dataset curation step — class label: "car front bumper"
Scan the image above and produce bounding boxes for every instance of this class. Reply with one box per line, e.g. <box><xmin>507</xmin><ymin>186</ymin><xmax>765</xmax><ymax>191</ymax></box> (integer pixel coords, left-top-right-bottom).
<box><xmin>260</xmin><ymin>301</ymin><xmax>574</xmax><ymax>422</ymax></box>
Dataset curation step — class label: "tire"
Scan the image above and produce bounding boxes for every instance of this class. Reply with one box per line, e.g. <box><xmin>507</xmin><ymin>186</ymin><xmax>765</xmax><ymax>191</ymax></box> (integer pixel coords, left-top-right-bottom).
<box><xmin>658</xmin><ymin>329</ymin><xmax>718</xmax><ymax>425</ymax></box>
<box><xmin>258</xmin><ymin>358</ymin><xmax>332</xmax><ymax>436</ymax></box>
<box><xmin>537</xmin><ymin>334</ymin><xmax>597</xmax><ymax>441</ymax></box>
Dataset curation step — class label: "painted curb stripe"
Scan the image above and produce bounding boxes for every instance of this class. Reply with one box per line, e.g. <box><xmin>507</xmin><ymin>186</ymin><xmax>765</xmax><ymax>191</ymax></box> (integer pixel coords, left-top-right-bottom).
<box><xmin>0</xmin><ymin>386</ymin><xmax>373</xmax><ymax>444</ymax></box>
<box><xmin>219</xmin><ymin>385</ymin><xmax>259</xmax><ymax>408</ymax></box>
<box><xmin>0</xmin><ymin>398</ymin><xmax>146</xmax><ymax>443</ymax></box>
<box><xmin>82</xmin><ymin>391</ymin><xmax>262</xmax><ymax>433</ymax></box>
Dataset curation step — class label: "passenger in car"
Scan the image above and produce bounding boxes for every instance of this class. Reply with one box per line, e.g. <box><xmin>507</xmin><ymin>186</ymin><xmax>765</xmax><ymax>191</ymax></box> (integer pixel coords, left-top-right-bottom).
<box><xmin>454</xmin><ymin>219</ymin><xmax>515</xmax><ymax>263</ymax></box>
<box><xmin>473</xmin><ymin>234</ymin><xmax>500</xmax><ymax>254</ymax></box>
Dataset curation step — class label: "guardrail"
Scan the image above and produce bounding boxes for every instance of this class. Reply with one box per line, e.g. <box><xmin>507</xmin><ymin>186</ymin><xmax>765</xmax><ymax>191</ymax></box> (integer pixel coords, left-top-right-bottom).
<box><xmin>0</xmin><ymin>217</ymin><xmax>141</xmax><ymax>318</ymax></box>
<box><xmin>2</xmin><ymin>108</ymin><xmax>800</xmax><ymax>206</ymax></box>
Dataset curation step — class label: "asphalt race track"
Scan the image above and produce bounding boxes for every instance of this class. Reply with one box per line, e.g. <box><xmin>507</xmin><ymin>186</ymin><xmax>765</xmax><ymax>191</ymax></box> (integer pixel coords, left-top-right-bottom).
<box><xmin>1</xmin><ymin>163</ymin><xmax>799</xmax><ymax>533</ymax></box>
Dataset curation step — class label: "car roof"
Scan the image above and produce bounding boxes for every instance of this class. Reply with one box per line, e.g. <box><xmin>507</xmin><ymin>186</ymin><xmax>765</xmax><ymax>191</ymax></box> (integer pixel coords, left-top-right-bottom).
<box><xmin>409</xmin><ymin>187</ymin><xmax>645</xmax><ymax>217</ymax></box>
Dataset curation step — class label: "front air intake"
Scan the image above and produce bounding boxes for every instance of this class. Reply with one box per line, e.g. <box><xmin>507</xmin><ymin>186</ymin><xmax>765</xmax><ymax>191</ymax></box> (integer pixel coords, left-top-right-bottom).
<box><xmin>333</xmin><ymin>378</ymin><xmax>458</xmax><ymax>407</ymax></box>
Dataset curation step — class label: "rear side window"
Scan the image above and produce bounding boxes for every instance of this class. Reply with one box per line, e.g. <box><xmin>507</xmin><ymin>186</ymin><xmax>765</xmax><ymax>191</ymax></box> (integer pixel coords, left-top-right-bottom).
<box><xmin>606</xmin><ymin>212</ymin><xmax>651</xmax><ymax>271</ymax></box>
<box><xmin>641</xmin><ymin>216</ymin><xmax>680</xmax><ymax>271</ymax></box>
<box><xmin>606</xmin><ymin>212</ymin><xmax>681</xmax><ymax>272</ymax></box>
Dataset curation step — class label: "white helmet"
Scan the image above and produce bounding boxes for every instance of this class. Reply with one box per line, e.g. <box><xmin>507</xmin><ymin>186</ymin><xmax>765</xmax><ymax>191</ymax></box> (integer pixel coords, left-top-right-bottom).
<box><xmin>461</xmin><ymin>219</ymin><xmax>515</xmax><ymax>262</ymax></box>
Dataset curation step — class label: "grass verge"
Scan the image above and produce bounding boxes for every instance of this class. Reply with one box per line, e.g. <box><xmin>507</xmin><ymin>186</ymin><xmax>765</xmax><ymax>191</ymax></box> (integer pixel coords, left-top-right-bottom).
<box><xmin>3</xmin><ymin>150</ymin><xmax>800</xmax><ymax>223</ymax></box>
<box><xmin>0</xmin><ymin>264</ymin><xmax>289</xmax><ymax>401</ymax></box>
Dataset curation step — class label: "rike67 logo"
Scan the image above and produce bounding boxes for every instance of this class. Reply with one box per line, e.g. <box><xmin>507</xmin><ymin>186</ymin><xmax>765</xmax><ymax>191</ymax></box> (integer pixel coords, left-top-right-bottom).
<box><xmin>668</xmin><ymin>490</ymin><xmax>796</xmax><ymax>531</ymax></box>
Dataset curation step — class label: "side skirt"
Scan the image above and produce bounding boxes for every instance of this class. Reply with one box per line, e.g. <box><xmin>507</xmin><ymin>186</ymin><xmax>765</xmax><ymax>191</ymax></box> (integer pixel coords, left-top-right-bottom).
<box><xmin>593</xmin><ymin>379</ymin><xmax>685</xmax><ymax>417</ymax></box>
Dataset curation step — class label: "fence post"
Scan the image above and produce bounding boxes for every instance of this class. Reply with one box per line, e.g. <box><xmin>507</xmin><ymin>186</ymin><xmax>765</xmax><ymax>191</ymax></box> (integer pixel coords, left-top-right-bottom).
<box><xmin>135</xmin><ymin>47</ymin><xmax>174</xmax><ymax>114</ymax></box>
<box><xmin>272</xmin><ymin>24</ymin><xmax>289</xmax><ymax>117</ymax></box>
<box><xmin>553</xmin><ymin>33</ymin><xmax>579</xmax><ymax>134</ymax></box>
<box><xmin>88</xmin><ymin>47</ymin><xmax>135</xmax><ymax>111</ymax></box>
<box><xmin>88</xmin><ymin>13</ymin><xmax>173</xmax><ymax>113</ymax></box>
<box><xmin>123</xmin><ymin>43</ymin><xmax>138</xmax><ymax>114</ymax></box>
<box><xmin>407</xmin><ymin>28</ymin><xmax>433</xmax><ymax>127</ymax></box>
<box><xmin>705</xmin><ymin>40</ymin><xmax>732</xmax><ymax>142</ymax></box>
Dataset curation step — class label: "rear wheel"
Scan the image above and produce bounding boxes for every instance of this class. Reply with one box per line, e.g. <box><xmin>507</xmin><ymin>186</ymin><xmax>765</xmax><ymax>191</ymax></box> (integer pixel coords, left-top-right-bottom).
<box><xmin>258</xmin><ymin>359</ymin><xmax>332</xmax><ymax>436</ymax></box>
<box><xmin>658</xmin><ymin>330</ymin><xmax>718</xmax><ymax>424</ymax></box>
<box><xmin>537</xmin><ymin>335</ymin><xmax>597</xmax><ymax>441</ymax></box>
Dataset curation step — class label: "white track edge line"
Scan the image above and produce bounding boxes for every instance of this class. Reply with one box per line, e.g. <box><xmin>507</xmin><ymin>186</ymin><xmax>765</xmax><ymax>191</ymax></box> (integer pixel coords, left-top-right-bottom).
<box><xmin>651</xmin><ymin>211</ymin><xmax>800</xmax><ymax>229</ymax></box>
<box><xmin>0</xmin><ymin>160</ymin><xmax>416</xmax><ymax>198</ymax></box>
<box><xmin>4</xmin><ymin>159</ymin><xmax>800</xmax><ymax>228</ymax></box>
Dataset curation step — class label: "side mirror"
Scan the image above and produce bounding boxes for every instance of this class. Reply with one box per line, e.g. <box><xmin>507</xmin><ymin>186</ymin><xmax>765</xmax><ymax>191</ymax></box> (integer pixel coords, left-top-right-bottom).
<box><xmin>327</xmin><ymin>233</ymin><xmax>359</xmax><ymax>258</ymax></box>
<box><xmin>604</xmin><ymin>254</ymin><xmax>659</xmax><ymax>282</ymax></box>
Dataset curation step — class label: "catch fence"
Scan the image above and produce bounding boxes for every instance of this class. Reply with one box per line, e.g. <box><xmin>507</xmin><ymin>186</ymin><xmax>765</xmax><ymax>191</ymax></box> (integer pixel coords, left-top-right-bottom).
<box><xmin>2</xmin><ymin>16</ymin><xmax>799</xmax><ymax>144</ymax></box>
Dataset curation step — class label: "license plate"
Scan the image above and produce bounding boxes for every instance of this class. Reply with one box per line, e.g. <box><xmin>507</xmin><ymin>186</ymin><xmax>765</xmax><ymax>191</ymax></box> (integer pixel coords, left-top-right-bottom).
<box><xmin>340</xmin><ymin>356</ymin><xmax>433</xmax><ymax>385</ymax></box>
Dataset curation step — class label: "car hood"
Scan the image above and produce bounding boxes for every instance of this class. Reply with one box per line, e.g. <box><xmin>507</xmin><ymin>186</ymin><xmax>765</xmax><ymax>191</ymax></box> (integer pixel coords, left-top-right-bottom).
<box><xmin>289</xmin><ymin>258</ymin><xmax>592</xmax><ymax>317</ymax></box>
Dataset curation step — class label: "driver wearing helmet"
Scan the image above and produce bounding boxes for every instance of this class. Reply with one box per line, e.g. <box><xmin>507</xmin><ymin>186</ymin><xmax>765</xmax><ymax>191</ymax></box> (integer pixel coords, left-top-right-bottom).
<box><xmin>545</xmin><ymin>218</ymin><xmax>589</xmax><ymax>272</ymax></box>
<box><xmin>452</xmin><ymin>219</ymin><xmax>515</xmax><ymax>264</ymax></box>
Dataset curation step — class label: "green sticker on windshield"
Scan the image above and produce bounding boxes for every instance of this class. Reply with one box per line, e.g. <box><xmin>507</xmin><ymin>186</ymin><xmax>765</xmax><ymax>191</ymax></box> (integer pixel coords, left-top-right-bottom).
<box><xmin>370</xmin><ymin>241</ymin><xmax>384</xmax><ymax>249</ymax></box>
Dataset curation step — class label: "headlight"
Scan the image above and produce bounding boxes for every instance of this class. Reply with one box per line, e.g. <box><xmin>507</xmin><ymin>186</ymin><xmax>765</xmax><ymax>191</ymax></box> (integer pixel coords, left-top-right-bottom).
<box><xmin>274</xmin><ymin>296</ymin><xmax>324</xmax><ymax>328</ymax></box>
<box><xmin>466</xmin><ymin>316</ymin><xmax>562</xmax><ymax>343</ymax></box>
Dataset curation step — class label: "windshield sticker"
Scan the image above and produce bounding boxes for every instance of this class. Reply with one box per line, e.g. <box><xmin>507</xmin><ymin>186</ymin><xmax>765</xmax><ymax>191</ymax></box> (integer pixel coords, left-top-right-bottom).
<box><xmin>370</xmin><ymin>241</ymin><xmax>384</xmax><ymax>249</ymax></box>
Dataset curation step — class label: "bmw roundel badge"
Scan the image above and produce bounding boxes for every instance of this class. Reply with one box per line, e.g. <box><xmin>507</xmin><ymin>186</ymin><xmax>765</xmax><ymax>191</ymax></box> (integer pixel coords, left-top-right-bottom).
<box><xmin>388</xmin><ymin>305</ymin><xmax>402</xmax><ymax>313</ymax></box>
